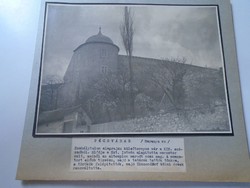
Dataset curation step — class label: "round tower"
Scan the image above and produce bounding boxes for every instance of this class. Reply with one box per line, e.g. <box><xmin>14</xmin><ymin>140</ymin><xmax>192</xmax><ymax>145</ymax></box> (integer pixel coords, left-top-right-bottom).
<box><xmin>61</xmin><ymin>28</ymin><xmax>119</xmax><ymax>107</ymax></box>
<box><xmin>69</xmin><ymin>27</ymin><xmax>119</xmax><ymax>82</ymax></box>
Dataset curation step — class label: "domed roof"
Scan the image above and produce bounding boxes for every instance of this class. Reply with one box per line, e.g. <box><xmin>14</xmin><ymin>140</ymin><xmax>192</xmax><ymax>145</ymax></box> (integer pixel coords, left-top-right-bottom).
<box><xmin>85</xmin><ymin>27</ymin><xmax>113</xmax><ymax>44</ymax></box>
<box><xmin>74</xmin><ymin>27</ymin><xmax>119</xmax><ymax>52</ymax></box>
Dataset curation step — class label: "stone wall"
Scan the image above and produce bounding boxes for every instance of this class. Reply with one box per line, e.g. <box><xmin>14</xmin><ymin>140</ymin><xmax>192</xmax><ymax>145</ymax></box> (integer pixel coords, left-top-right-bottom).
<box><xmin>57</xmin><ymin>42</ymin><xmax>119</xmax><ymax>108</ymax></box>
<box><xmin>39</xmin><ymin>54</ymin><xmax>227</xmax><ymax>126</ymax></box>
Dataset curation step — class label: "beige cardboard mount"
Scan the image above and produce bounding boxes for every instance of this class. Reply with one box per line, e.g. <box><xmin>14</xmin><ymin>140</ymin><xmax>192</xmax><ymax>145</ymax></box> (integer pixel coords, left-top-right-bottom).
<box><xmin>17</xmin><ymin>0</ymin><xmax>250</xmax><ymax>182</ymax></box>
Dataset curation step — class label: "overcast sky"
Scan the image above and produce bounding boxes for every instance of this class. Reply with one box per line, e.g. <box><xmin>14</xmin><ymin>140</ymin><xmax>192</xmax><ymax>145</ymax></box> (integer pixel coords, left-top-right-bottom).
<box><xmin>42</xmin><ymin>4</ymin><xmax>223</xmax><ymax>81</ymax></box>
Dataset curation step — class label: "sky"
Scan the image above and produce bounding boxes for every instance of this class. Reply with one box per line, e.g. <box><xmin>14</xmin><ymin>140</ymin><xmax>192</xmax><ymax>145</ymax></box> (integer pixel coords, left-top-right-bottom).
<box><xmin>42</xmin><ymin>4</ymin><xmax>223</xmax><ymax>81</ymax></box>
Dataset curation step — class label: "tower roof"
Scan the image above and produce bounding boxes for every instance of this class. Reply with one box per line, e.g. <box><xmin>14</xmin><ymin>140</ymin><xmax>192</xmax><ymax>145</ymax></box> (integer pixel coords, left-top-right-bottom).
<box><xmin>74</xmin><ymin>27</ymin><xmax>119</xmax><ymax>52</ymax></box>
<box><xmin>85</xmin><ymin>27</ymin><xmax>113</xmax><ymax>44</ymax></box>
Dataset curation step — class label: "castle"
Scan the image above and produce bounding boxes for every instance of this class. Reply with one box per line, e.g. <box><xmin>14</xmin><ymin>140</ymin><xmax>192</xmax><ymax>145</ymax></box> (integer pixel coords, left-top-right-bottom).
<box><xmin>37</xmin><ymin>28</ymin><xmax>229</xmax><ymax>134</ymax></box>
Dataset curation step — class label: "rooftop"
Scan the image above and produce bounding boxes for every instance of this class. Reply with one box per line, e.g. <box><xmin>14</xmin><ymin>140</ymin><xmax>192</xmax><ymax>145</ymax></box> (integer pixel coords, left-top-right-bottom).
<box><xmin>85</xmin><ymin>27</ymin><xmax>113</xmax><ymax>45</ymax></box>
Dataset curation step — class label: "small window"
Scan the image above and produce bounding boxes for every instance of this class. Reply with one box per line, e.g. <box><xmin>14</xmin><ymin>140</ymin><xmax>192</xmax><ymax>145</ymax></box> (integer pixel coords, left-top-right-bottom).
<box><xmin>100</xmin><ymin>49</ymin><xmax>106</xmax><ymax>58</ymax></box>
<box><xmin>101</xmin><ymin>66</ymin><xmax>108</xmax><ymax>74</ymax></box>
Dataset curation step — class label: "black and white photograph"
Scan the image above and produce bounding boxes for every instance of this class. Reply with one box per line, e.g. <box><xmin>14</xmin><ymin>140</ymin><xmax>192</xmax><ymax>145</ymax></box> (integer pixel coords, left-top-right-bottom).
<box><xmin>35</xmin><ymin>3</ymin><xmax>232</xmax><ymax>135</ymax></box>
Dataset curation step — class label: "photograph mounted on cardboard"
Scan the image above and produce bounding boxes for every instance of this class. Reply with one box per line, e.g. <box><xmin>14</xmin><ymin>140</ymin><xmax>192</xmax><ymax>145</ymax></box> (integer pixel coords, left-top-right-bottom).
<box><xmin>34</xmin><ymin>3</ymin><xmax>233</xmax><ymax>136</ymax></box>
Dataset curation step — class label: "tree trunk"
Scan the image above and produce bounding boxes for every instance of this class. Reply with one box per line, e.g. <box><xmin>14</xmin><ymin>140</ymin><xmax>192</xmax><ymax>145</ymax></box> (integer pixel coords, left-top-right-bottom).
<box><xmin>128</xmin><ymin>55</ymin><xmax>135</xmax><ymax>118</ymax></box>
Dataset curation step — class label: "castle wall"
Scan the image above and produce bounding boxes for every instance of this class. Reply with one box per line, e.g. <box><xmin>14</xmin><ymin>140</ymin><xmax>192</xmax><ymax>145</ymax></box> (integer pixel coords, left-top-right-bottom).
<box><xmin>118</xmin><ymin>55</ymin><xmax>226</xmax><ymax>110</ymax></box>
<box><xmin>39</xmin><ymin>44</ymin><xmax>227</xmax><ymax>127</ymax></box>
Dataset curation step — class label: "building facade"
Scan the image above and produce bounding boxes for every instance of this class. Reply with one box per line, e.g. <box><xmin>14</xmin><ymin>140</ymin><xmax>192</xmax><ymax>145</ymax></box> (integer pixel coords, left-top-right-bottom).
<box><xmin>38</xmin><ymin>29</ymin><xmax>229</xmax><ymax>133</ymax></box>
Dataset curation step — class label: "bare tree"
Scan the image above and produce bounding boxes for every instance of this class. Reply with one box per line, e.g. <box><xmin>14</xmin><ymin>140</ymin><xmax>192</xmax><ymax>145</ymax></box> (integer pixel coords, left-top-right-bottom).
<box><xmin>91</xmin><ymin>72</ymin><xmax>130</xmax><ymax>121</ymax></box>
<box><xmin>41</xmin><ymin>75</ymin><xmax>63</xmax><ymax>111</ymax></box>
<box><xmin>120</xmin><ymin>6</ymin><xmax>135</xmax><ymax>118</ymax></box>
<box><xmin>150</xmin><ymin>57</ymin><xmax>187</xmax><ymax>110</ymax></box>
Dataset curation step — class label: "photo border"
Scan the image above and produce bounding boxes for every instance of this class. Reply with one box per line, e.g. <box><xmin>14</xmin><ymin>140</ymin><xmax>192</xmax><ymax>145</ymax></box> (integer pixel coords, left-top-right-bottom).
<box><xmin>33</xmin><ymin>2</ymin><xmax>234</xmax><ymax>137</ymax></box>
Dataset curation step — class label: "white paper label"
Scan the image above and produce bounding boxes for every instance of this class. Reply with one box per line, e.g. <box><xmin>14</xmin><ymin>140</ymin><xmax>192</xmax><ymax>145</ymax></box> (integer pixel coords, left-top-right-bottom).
<box><xmin>71</xmin><ymin>137</ymin><xmax>186</xmax><ymax>172</ymax></box>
